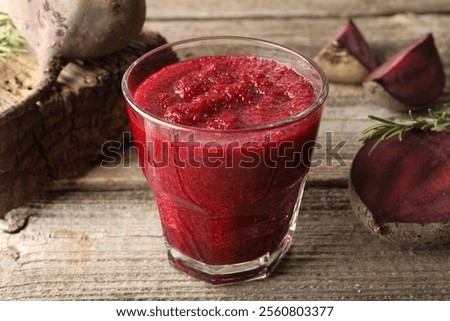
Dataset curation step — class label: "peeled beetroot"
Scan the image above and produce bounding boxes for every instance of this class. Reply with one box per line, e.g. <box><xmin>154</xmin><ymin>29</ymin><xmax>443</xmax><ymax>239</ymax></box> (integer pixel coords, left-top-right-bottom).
<box><xmin>4</xmin><ymin>0</ymin><xmax>146</xmax><ymax>106</ymax></box>
<box><xmin>349</xmin><ymin>130</ymin><xmax>450</xmax><ymax>245</ymax></box>
<box><xmin>314</xmin><ymin>19</ymin><xmax>377</xmax><ymax>84</ymax></box>
<box><xmin>364</xmin><ymin>33</ymin><xmax>445</xmax><ymax>110</ymax></box>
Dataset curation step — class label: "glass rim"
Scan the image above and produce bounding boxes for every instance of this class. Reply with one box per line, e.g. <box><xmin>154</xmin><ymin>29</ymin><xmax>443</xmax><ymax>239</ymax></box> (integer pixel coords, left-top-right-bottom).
<box><xmin>122</xmin><ymin>35</ymin><xmax>329</xmax><ymax>133</ymax></box>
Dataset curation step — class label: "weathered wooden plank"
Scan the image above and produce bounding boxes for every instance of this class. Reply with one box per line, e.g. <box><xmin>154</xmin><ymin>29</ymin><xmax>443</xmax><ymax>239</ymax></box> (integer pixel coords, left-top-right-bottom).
<box><xmin>144</xmin><ymin>14</ymin><xmax>450</xmax><ymax>65</ymax></box>
<box><xmin>145</xmin><ymin>0</ymin><xmax>450</xmax><ymax>19</ymax></box>
<box><xmin>1</xmin><ymin>187</ymin><xmax>450</xmax><ymax>300</ymax></box>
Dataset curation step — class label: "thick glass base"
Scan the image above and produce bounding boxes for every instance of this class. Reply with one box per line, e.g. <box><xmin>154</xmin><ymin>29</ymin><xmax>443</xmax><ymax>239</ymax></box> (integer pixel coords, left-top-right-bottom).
<box><xmin>167</xmin><ymin>231</ymin><xmax>293</xmax><ymax>285</ymax></box>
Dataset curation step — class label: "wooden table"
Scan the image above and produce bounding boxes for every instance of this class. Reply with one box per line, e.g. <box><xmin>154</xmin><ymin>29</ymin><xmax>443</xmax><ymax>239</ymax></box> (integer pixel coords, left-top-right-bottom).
<box><xmin>1</xmin><ymin>0</ymin><xmax>449</xmax><ymax>300</ymax></box>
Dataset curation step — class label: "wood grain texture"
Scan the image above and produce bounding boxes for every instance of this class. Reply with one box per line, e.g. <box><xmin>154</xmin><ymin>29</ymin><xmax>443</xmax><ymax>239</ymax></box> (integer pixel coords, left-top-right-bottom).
<box><xmin>145</xmin><ymin>0</ymin><xmax>450</xmax><ymax>19</ymax></box>
<box><xmin>1</xmin><ymin>187</ymin><xmax>450</xmax><ymax>300</ymax></box>
<box><xmin>144</xmin><ymin>13</ymin><xmax>450</xmax><ymax>63</ymax></box>
<box><xmin>1</xmin><ymin>0</ymin><xmax>450</xmax><ymax>300</ymax></box>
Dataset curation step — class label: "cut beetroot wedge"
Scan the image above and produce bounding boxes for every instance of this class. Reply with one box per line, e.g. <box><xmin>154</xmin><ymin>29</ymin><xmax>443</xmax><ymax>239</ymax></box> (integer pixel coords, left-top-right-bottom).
<box><xmin>364</xmin><ymin>33</ymin><xmax>445</xmax><ymax>109</ymax></box>
<box><xmin>335</xmin><ymin>19</ymin><xmax>378</xmax><ymax>71</ymax></box>
<box><xmin>349</xmin><ymin>130</ymin><xmax>450</xmax><ymax>245</ymax></box>
<box><xmin>314</xmin><ymin>19</ymin><xmax>377</xmax><ymax>84</ymax></box>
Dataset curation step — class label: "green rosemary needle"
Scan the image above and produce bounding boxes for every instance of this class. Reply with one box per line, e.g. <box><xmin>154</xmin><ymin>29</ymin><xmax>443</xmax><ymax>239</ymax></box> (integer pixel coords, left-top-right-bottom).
<box><xmin>0</xmin><ymin>12</ymin><xmax>27</xmax><ymax>61</ymax></box>
<box><xmin>360</xmin><ymin>106</ymin><xmax>450</xmax><ymax>155</ymax></box>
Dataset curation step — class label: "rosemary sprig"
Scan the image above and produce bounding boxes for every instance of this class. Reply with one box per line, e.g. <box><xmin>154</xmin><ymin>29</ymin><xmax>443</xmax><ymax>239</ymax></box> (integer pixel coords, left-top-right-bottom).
<box><xmin>0</xmin><ymin>12</ymin><xmax>27</xmax><ymax>61</ymax></box>
<box><xmin>360</xmin><ymin>106</ymin><xmax>450</xmax><ymax>155</ymax></box>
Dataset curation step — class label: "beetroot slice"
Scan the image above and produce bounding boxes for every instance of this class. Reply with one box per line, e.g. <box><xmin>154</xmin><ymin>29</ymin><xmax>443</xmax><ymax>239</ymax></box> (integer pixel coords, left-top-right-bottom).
<box><xmin>334</xmin><ymin>19</ymin><xmax>378</xmax><ymax>71</ymax></box>
<box><xmin>314</xmin><ymin>19</ymin><xmax>377</xmax><ymax>84</ymax></box>
<box><xmin>349</xmin><ymin>130</ymin><xmax>450</xmax><ymax>245</ymax></box>
<box><xmin>351</xmin><ymin>130</ymin><xmax>450</xmax><ymax>225</ymax></box>
<box><xmin>364</xmin><ymin>34</ymin><xmax>445</xmax><ymax>107</ymax></box>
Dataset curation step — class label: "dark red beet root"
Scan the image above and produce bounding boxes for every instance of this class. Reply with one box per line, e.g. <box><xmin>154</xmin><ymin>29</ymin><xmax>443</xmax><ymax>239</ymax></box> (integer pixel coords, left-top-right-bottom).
<box><xmin>314</xmin><ymin>19</ymin><xmax>377</xmax><ymax>84</ymax></box>
<box><xmin>349</xmin><ymin>130</ymin><xmax>450</xmax><ymax>245</ymax></box>
<box><xmin>335</xmin><ymin>20</ymin><xmax>378</xmax><ymax>71</ymax></box>
<box><xmin>364</xmin><ymin>34</ymin><xmax>445</xmax><ymax>108</ymax></box>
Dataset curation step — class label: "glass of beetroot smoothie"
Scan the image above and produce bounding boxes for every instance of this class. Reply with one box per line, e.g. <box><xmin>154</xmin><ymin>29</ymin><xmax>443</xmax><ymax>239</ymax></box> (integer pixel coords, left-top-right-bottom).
<box><xmin>122</xmin><ymin>36</ymin><xmax>328</xmax><ymax>285</ymax></box>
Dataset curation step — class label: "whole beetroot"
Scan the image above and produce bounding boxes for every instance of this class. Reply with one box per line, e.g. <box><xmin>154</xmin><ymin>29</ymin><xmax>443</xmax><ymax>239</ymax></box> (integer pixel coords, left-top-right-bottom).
<box><xmin>5</xmin><ymin>0</ymin><xmax>146</xmax><ymax>106</ymax></box>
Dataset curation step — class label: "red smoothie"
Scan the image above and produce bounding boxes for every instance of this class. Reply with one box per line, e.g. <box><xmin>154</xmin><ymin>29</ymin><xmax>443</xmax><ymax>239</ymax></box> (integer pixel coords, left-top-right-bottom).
<box><xmin>134</xmin><ymin>56</ymin><xmax>316</xmax><ymax>129</ymax></box>
<box><xmin>125</xmin><ymin>53</ymin><xmax>324</xmax><ymax>282</ymax></box>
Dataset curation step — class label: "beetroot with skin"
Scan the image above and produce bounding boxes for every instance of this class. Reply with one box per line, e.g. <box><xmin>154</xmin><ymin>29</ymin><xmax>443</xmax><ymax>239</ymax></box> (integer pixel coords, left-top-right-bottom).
<box><xmin>314</xmin><ymin>19</ymin><xmax>377</xmax><ymax>84</ymax></box>
<box><xmin>349</xmin><ymin>130</ymin><xmax>450</xmax><ymax>245</ymax></box>
<box><xmin>364</xmin><ymin>33</ymin><xmax>445</xmax><ymax>109</ymax></box>
<box><xmin>4</xmin><ymin>0</ymin><xmax>146</xmax><ymax>107</ymax></box>
<box><xmin>335</xmin><ymin>20</ymin><xmax>378</xmax><ymax>71</ymax></box>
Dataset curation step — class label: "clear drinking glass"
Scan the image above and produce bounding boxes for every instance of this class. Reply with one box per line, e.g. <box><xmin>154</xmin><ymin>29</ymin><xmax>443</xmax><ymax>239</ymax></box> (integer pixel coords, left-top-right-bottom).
<box><xmin>122</xmin><ymin>36</ymin><xmax>328</xmax><ymax>285</ymax></box>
